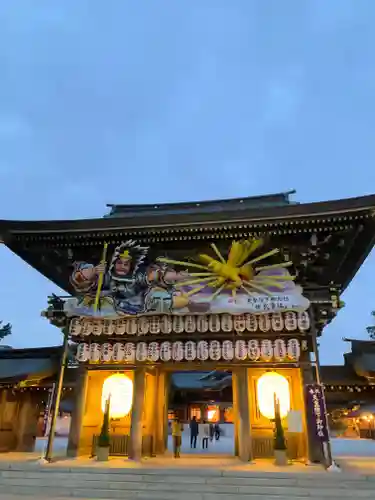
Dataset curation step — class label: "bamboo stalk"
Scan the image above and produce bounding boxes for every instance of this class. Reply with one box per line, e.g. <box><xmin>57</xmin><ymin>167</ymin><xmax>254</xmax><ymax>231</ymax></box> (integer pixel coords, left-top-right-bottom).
<box><xmin>93</xmin><ymin>242</ymin><xmax>108</xmax><ymax>312</ymax></box>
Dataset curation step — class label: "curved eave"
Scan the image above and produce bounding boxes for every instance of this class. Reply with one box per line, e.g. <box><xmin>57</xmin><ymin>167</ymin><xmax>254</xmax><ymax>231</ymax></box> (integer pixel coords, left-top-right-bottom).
<box><xmin>1</xmin><ymin>194</ymin><xmax>375</xmax><ymax>235</ymax></box>
<box><xmin>106</xmin><ymin>190</ymin><xmax>296</xmax><ymax>216</ymax></box>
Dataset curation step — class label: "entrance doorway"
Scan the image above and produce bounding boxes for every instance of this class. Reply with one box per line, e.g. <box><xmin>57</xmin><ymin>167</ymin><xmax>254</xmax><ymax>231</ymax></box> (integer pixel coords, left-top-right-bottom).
<box><xmin>167</xmin><ymin>370</ymin><xmax>235</xmax><ymax>456</ymax></box>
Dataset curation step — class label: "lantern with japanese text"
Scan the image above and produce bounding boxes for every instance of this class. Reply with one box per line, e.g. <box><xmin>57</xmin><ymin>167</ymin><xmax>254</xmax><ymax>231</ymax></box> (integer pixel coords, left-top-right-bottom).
<box><xmin>160</xmin><ymin>341</ymin><xmax>172</xmax><ymax>361</ymax></box>
<box><xmin>124</xmin><ymin>342</ymin><xmax>135</xmax><ymax>362</ymax></box>
<box><xmin>222</xmin><ymin>340</ymin><xmax>234</xmax><ymax>361</ymax></box>
<box><xmin>209</xmin><ymin>340</ymin><xmax>221</xmax><ymax>361</ymax></box>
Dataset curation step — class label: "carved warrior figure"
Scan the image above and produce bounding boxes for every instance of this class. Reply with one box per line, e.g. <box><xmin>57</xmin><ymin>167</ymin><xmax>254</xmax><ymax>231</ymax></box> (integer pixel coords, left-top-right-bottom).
<box><xmin>70</xmin><ymin>241</ymin><xmax>205</xmax><ymax>316</ymax></box>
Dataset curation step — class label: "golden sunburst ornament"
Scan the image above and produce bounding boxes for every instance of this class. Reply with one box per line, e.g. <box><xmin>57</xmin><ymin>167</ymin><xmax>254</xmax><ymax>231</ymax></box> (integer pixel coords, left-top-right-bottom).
<box><xmin>157</xmin><ymin>238</ymin><xmax>295</xmax><ymax>301</ymax></box>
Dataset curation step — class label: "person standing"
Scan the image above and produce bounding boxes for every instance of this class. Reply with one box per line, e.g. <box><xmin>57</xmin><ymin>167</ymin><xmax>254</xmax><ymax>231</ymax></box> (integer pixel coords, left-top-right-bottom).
<box><xmin>189</xmin><ymin>416</ymin><xmax>199</xmax><ymax>449</ymax></box>
<box><xmin>171</xmin><ymin>417</ymin><xmax>183</xmax><ymax>458</ymax></box>
<box><xmin>200</xmin><ymin>420</ymin><xmax>210</xmax><ymax>450</ymax></box>
<box><xmin>209</xmin><ymin>422</ymin><xmax>214</xmax><ymax>442</ymax></box>
<box><xmin>214</xmin><ymin>423</ymin><xmax>221</xmax><ymax>441</ymax></box>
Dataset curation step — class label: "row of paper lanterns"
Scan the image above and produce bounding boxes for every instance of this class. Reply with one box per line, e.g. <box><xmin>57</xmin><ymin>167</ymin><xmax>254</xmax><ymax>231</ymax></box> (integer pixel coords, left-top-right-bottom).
<box><xmin>76</xmin><ymin>338</ymin><xmax>302</xmax><ymax>363</ymax></box>
<box><xmin>70</xmin><ymin>311</ymin><xmax>310</xmax><ymax>337</ymax></box>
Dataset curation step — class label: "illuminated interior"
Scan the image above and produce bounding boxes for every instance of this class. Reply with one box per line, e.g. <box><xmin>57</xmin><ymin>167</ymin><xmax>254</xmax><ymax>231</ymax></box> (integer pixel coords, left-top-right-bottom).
<box><xmin>190</xmin><ymin>407</ymin><xmax>202</xmax><ymax>421</ymax></box>
<box><xmin>224</xmin><ymin>406</ymin><xmax>234</xmax><ymax>423</ymax></box>
<box><xmin>257</xmin><ymin>372</ymin><xmax>290</xmax><ymax>419</ymax></box>
<box><xmin>101</xmin><ymin>373</ymin><xmax>133</xmax><ymax>419</ymax></box>
<box><xmin>206</xmin><ymin>405</ymin><xmax>219</xmax><ymax>422</ymax></box>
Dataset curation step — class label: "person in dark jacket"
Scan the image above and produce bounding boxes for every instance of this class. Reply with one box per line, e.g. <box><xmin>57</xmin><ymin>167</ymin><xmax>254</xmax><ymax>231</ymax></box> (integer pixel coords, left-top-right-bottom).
<box><xmin>189</xmin><ymin>416</ymin><xmax>199</xmax><ymax>449</ymax></box>
<box><xmin>209</xmin><ymin>422</ymin><xmax>215</xmax><ymax>442</ymax></box>
<box><xmin>214</xmin><ymin>423</ymin><xmax>221</xmax><ymax>441</ymax></box>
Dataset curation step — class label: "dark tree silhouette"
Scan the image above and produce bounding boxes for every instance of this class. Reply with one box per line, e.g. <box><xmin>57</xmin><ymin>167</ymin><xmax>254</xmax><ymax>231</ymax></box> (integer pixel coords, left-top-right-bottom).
<box><xmin>0</xmin><ymin>322</ymin><xmax>12</xmax><ymax>342</ymax></box>
<box><xmin>367</xmin><ymin>311</ymin><xmax>375</xmax><ymax>339</ymax></box>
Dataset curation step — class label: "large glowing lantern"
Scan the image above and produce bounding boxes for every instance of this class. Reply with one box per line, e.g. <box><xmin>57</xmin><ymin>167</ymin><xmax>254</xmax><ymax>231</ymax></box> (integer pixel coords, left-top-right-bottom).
<box><xmin>101</xmin><ymin>374</ymin><xmax>133</xmax><ymax>419</ymax></box>
<box><xmin>257</xmin><ymin>372</ymin><xmax>290</xmax><ymax>419</ymax></box>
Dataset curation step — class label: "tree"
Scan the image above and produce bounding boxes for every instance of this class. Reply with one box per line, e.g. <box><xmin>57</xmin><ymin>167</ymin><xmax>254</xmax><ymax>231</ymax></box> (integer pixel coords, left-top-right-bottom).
<box><xmin>366</xmin><ymin>311</ymin><xmax>375</xmax><ymax>339</ymax></box>
<box><xmin>98</xmin><ymin>397</ymin><xmax>111</xmax><ymax>448</ymax></box>
<box><xmin>0</xmin><ymin>322</ymin><xmax>12</xmax><ymax>342</ymax></box>
<box><xmin>273</xmin><ymin>395</ymin><xmax>287</xmax><ymax>451</ymax></box>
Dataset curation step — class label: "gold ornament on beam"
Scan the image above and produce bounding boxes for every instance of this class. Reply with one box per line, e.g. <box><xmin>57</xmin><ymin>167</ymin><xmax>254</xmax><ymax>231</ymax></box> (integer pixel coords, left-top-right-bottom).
<box><xmin>157</xmin><ymin>237</ymin><xmax>294</xmax><ymax>300</ymax></box>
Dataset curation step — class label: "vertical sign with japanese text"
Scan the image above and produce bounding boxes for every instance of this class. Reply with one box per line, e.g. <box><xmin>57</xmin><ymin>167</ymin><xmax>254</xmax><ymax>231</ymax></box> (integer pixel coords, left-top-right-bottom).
<box><xmin>306</xmin><ymin>384</ymin><xmax>329</xmax><ymax>442</ymax></box>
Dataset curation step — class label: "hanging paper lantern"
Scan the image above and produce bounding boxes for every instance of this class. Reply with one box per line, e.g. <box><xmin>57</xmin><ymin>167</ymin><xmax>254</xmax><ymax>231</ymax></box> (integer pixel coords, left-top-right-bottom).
<box><xmin>209</xmin><ymin>340</ymin><xmax>221</xmax><ymax>361</ymax></box>
<box><xmin>197</xmin><ymin>341</ymin><xmax>209</xmax><ymax>361</ymax></box>
<box><xmin>284</xmin><ymin>312</ymin><xmax>297</xmax><ymax>331</ymax></box>
<box><xmin>92</xmin><ymin>321</ymin><xmax>103</xmax><ymax>336</ymax></box>
<box><xmin>81</xmin><ymin>320</ymin><xmax>93</xmax><ymax>336</ymax></box>
<box><xmin>271</xmin><ymin>313</ymin><xmax>284</xmax><ymax>332</ymax></box>
<box><xmin>160</xmin><ymin>341</ymin><xmax>172</xmax><ymax>362</ymax></box>
<box><xmin>101</xmin><ymin>343</ymin><xmax>113</xmax><ymax>362</ymax></box>
<box><xmin>127</xmin><ymin>318</ymin><xmax>138</xmax><ymax>335</ymax></box>
<box><xmin>184</xmin><ymin>315</ymin><xmax>196</xmax><ymax>333</ymax></box>
<box><xmin>235</xmin><ymin>340</ymin><xmax>247</xmax><ymax>361</ymax></box>
<box><xmin>260</xmin><ymin>339</ymin><xmax>273</xmax><ymax>361</ymax></box>
<box><xmin>222</xmin><ymin>340</ymin><xmax>234</xmax><ymax>361</ymax></box>
<box><xmin>172</xmin><ymin>341</ymin><xmax>184</xmax><ymax>361</ymax></box>
<box><xmin>149</xmin><ymin>316</ymin><xmax>161</xmax><ymax>335</ymax></box>
<box><xmin>103</xmin><ymin>319</ymin><xmax>115</xmax><ymax>336</ymax></box>
<box><xmin>116</xmin><ymin>319</ymin><xmax>127</xmax><ymax>335</ymax></box>
<box><xmin>69</xmin><ymin>318</ymin><xmax>82</xmax><ymax>336</ymax></box>
<box><xmin>221</xmin><ymin>314</ymin><xmax>233</xmax><ymax>333</ymax></box>
<box><xmin>185</xmin><ymin>341</ymin><xmax>196</xmax><ymax>361</ymax></box>
<box><xmin>138</xmin><ymin>318</ymin><xmax>149</xmax><ymax>336</ymax></box>
<box><xmin>113</xmin><ymin>342</ymin><xmax>125</xmax><ymax>362</ymax></box>
<box><xmin>76</xmin><ymin>343</ymin><xmax>89</xmax><ymax>362</ymax></box>
<box><xmin>248</xmin><ymin>340</ymin><xmax>260</xmax><ymax>361</ymax></box>
<box><xmin>173</xmin><ymin>316</ymin><xmax>185</xmax><ymax>334</ymax></box>
<box><xmin>245</xmin><ymin>314</ymin><xmax>258</xmax><ymax>332</ymax></box>
<box><xmin>136</xmin><ymin>342</ymin><xmax>148</xmax><ymax>361</ymax></box>
<box><xmin>160</xmin><ymin>316</ymin><xmax>173</xmax><ymax>334</ymax></box>
<box><xmin>147</xmin><ymin>342</ymin><xmax>160</xmax><ymax>362</ymax></box>
<box><xmin>297</xmin><ymin>312</ymin><xmax>310</xmax><ymax>331</ymax></box>
<box><xmin>89</xmin><ymin>343</ymin><xmax>101</xmax><ymax>362</ymax></box>
<box><xmin>124</xmin><ymin>342</ymin><xmax>136</xmax><ymax>362</ymax></box>
<box><xmin>287</xmin><ymin>339</ymin><xmax>301</xmax><ymax>361</ymax></box>
<box><xmin>196</xmin><ymin>315</ymin><xmax>209</xmax><ymax>333</ymax></box>
<box><xmin>273</xmin><ymin>339</ymin><xmax>287</xmax><ymax>362</ymax></box>
<box><xmin>258</xmin><ymin>314</ymin><xmax>271</xmax><ymax>332</ymax></box>
<box><xmin>234</xmin><ymin>315</ymin><xmax>246</xmax><ymax>333</ymax></box>
<box><xmin>209</xmin><ymin>315</ymin><xmax>221</xmax><ymax>332</ymax></box>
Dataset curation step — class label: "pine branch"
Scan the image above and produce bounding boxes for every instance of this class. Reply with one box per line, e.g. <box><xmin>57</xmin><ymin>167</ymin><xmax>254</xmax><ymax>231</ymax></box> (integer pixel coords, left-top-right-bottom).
<box><xmin>0</xmin><ymin>322</ymin><xmax>12</xmax><ymax>341</ymax></box>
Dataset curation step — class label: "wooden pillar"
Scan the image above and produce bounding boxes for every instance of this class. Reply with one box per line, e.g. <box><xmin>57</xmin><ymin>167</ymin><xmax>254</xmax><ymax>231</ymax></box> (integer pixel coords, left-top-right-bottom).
<box><xmin>233</xmin><ymin>368</ymin><xmax>252</xmax><ymax>462</ymax></box>
<box><xmin>129</xmin><ymin>368</ymin><xmax>146</xmax><ymax>461</ymax></box>
<box><xmin>0</xmin><ymin>389</ymin><xmax>7</xmax><ymax>428</ymax></box>
<box><xmin>145</xmin><ymin>371</ymin><xmax>157</xmax><ymax>457</ymax></box>
<box><xmin>163</xmin><ymin>373</ymin><xmax>171</xmax><ymax>452</ymax></box>
<box><xmin>16</xmin><ymin>391</ymin><xmax>38</xmax><ymax>452</ymax></box>
<box><xmin>219</xmin><ymin>406</ymin><xmax>226</xmax><ymax>423</ymax></box>
<box><xmin>200</xmin><ymin>404</ymin><xmax>206</xmax><ymax>422</ymax></box>
<box><xmin>67</xmin><ymin>368</ymin><xmax>88</xmax><ymax>457</ymax></box>
<box><xmin>232</xmin><ymin>376</ymin><xmax>239</xmax><ymax>456</ymax></box>
<box><xmin>154</xmin><ymin>370</ymin><xmax>168</xmax><ymax>455</ymax></box>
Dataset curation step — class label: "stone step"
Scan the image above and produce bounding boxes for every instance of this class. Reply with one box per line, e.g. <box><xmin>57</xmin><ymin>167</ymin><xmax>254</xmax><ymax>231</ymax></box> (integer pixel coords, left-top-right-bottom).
<box><xmin>0</xmin><ymin>486</ymin><xmax>375</xmax><ymax>500</ymax></box>
<box><xmin>1</xmin><ymin>470</ymin><xmax>375</xmax><ymax>489</ymax></box>
<box><xmin>1</xmin><ymin>465</ymin><xmax>374</xmax><ymax>499</ymax></box>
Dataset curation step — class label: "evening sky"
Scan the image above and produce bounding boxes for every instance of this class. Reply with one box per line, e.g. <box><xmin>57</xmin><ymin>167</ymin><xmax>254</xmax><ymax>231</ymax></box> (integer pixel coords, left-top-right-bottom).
<box><xmin>0</xmin><ymin>0</ymin><xmax>374</xmax><ymax>364</ymax></box>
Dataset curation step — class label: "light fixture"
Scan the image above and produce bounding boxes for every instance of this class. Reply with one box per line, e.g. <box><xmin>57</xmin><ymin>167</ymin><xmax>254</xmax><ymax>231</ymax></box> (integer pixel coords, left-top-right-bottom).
<box><xmin>101</xmin><ymin>374</ymin><xmax>133</xmax><ymax>419</ymax></box>
<box><xmin>257</xmin><ymin>372</ymin><xmax>290</xmax><ymax>419</ymax></box>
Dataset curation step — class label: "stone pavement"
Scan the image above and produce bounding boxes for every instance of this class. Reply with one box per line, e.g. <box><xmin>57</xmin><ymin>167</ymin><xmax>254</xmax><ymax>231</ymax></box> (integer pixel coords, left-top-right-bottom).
<box><xmin>1</xmin><ymin>436</ymin><xmax>375</xmax><ymax>498</ymax></box>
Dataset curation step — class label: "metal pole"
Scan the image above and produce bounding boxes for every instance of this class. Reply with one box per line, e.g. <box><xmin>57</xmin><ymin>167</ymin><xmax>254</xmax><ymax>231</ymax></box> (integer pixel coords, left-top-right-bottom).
<box><xmin>42</xmin><ymin>327</ymin><xmax>69</xmax><ymax>462</ymax></box>
<box><xmin>311</xmin><ymin>327</ymin><xmax>334</xmax><ymax>468</ymax></box>
<box><xmin>42</xmin><ymin>383</ymin><xmax>56</xmax><ymax>437</ymax></box>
